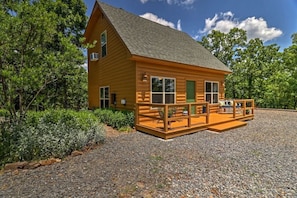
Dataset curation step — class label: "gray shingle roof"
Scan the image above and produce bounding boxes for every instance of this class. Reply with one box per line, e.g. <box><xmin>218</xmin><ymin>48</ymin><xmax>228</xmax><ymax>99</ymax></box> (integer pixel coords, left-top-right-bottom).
<box><xmin>97</xmin><ymin>1</ymin><xmax>231</xmax><ymax>73</ymax></box>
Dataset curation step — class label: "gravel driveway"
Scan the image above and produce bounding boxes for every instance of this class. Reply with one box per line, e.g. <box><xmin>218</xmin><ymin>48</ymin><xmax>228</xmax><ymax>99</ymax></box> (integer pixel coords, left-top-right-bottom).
<box><xmin>1</xmin><ymin>109</ymin><xmax>297</xmax><ymax>197</ymax></box>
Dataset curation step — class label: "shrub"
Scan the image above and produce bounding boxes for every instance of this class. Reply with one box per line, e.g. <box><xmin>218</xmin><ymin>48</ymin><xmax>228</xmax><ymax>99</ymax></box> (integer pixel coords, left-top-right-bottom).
<box><xmin>0</xmin><ymin>109</ymin><xmax>9</xmax><ymax>118</ymax></box>
<box><xmin>123</xmin><ymin>111</ymin><xmax>135</xmax><ymax>128</ymax></box>
<box><xmin>0</xmin><ymin>121</ymin><xmax>21</xmax><ymax>165</ymax></box>
<box><xmin>93</xmin><ymin>109</ymin><xmax>135</xmax><ymax>130</ymax></box>
<box><xmin>0</xmin><ymin>109</ymin><xmax>106</xmax><ymax>165</ymax></box>
<box><xmin>93</xmin><ymin>108</ymin><xmax>114</xmax><ymax>125</ymax></box>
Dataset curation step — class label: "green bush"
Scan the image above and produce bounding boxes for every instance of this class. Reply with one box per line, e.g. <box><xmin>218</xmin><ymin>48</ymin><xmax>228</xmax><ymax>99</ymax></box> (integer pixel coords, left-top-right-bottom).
<box><xmin>93</xmin><ymin>109</ymin><xmax>134</xmax><ymax>130</ymax></box>
<box><xmin>124</xmin><ymin>111</ymin><xmax>135</xmax><ymax>128</ymax></box>
<box><xmin>0</xmin><ymin>109</ymin><xmax>9</xmax><ymax>117</ymax></box>
<box><xmin>93</xmin><ymin>108</ymin><xmax>114</xmax><ymax>125</ymax></box>
<box><xmin>0</xmin><ymin>109</ymin><xmax>106</xmax><ymax>166</ymax></box>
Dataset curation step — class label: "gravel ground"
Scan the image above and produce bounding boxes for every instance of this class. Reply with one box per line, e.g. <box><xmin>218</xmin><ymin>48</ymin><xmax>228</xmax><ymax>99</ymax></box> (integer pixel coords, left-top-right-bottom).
<box><xmin>0</xmin><ymin>109</ymin><xmax>297</xmax><ymax>197</ymax></box>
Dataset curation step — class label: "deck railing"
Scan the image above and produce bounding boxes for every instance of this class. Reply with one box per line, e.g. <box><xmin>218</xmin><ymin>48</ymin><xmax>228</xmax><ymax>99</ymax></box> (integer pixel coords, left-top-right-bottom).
<box><xmin>135</xmin><ymin>102</ymin><xmax>210</xmax><ymax>132</ymax></box>
<box><xmin>232</xmin><ymin>99</ymin><xmax>255</xmax><ymax>118</ymax></box>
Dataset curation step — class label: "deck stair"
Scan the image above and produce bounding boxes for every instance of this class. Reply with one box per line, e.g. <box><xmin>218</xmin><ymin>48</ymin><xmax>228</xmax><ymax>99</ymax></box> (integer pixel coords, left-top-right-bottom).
<box><xmin>208</xmin><ymin>121</ymin><xmax>247</xmax><ymax>132</ymax></box>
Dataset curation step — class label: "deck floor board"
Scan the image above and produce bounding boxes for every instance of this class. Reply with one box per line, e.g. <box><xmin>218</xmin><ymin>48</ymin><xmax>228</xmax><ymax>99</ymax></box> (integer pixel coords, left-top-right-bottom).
<box><xmin>137</xmin><ymin>113</ymin><xmax>254</xmax><ymax>139</ymax></box>
<box><xmin>208</xmin><ymin>121</ymin><xmax>247</xmax><ymax>132</ymax></box>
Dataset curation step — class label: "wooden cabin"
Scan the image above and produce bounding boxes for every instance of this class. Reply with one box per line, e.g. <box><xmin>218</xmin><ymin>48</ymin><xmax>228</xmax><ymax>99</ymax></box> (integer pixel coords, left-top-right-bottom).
<box><xmin>84</xmin><ymin>1</ymin><xmax>254</xmax><ymax>139</ymax></box>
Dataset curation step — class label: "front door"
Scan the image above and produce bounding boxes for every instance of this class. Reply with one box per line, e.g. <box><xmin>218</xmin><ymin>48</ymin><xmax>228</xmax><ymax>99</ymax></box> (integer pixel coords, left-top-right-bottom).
<box><xmin>186</xmin><ymin>81</ymin><xmax>196</xmax><ymax>114</ymax></box>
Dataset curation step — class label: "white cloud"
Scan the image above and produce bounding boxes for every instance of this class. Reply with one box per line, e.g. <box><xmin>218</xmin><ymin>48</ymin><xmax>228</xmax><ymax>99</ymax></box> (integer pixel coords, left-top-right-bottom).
<box><xmin>177</xmin><ymin>19</ymin><xmax>182</xmax><ymax>31</ymax></box>
<box><xmin>140</xmin><ymin>13</ymin><xmax>182</xmax><ymax>31</ymax></box>
<box><xmin>140</xmin><ymin>0</ymin><xmax>195</xmax><ymax>6</ymax></box>
<box><xmin>238</xmin><ymin>17</ymin><xmax>283</xmax><ymax>42</ymax></box>
<box><xmin>140</xmin><ymin>0</ymin><xmax>149</xmax><ymax>3</ymax></box>
<box><xmin>199</xmin><ymin>12</ymin><xmax>283</xmax><ymax>42</ymax></box>
<box><xmin>180</xmin><ymin>0</ymin><xmax>195</xmax><ymax>5</ymax></box>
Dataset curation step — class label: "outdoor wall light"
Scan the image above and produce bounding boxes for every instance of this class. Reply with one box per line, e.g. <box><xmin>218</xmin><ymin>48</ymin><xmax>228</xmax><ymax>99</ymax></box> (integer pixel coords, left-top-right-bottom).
<box><xmin>142</xmin><ymin>73</ymin><xmax>148</xmax><ymax>82</ymax></box>
<box><xmin>121</xmin><ymin>98</ymin><xmax>126</xmax><ymax>105</ymax></box>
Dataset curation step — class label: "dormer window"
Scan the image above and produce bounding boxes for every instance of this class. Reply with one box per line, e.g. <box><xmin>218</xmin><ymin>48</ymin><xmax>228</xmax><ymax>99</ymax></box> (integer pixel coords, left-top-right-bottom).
<box><xmin>101</xmin><ymin>31</ymin><xmax>107</xmax><ymax>58</ymax></box>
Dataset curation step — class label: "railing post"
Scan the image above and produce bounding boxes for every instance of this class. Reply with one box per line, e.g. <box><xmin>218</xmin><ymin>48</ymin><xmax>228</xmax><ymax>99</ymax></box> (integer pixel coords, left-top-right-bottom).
<box><xmin>206</xmin><ymin>102</ymin><xmax>209</xmax><ymax>124</ymax></box>
<box><xmin>243</xmin><ymin>100</ymin><xmax>246</xmax><ymax>116</ymax></box>
<box><xmin>164</xmin><ymin>105</ymin><xmax>168</xmax><ymax>132</ymax></box>
<box><xmin>188</xmin><ymin>103</ymin><xmax>191</xmax><ymax>127</ymax></box>
<box><xmin>233</xmin><ymin>100</ymin><xmax>236</xmax><ymax>118</ymax></box>
<box><xmin>252</xmin><ymin>99</ymin><xmax>255</xmax><ymax>114</ymax></box>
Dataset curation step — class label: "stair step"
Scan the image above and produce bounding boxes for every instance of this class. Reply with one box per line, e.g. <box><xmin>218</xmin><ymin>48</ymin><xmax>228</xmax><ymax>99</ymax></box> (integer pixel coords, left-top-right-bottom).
<box><xmin>208</xmin><ymin>121</ymin><xmax>247</xmax><ymax>132</ymax></box>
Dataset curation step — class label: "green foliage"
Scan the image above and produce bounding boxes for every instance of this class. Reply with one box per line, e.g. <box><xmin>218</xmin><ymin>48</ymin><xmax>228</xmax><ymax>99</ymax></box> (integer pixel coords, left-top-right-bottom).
<box><xmin>93</xmin><ymin>109</ymin><xmax>135</xmax><ymax>130</ymax></box>
<box><xmin>93</xmin><ymin>108</ymin><xmax>115</xmax><ymax>125</ymax></box>
<box><xmin>124</xmin><ymin>111</ymin><xmax>136</xmax><ymax>128</ymax></box>
<box><xmin>0</xmin><ymin>109</ymin><xmax>9</xmax><ymax>117</ymax></box>
<box><xmin>0</xmin><ymin>110</ymin><xmax>105</xmax><ymax>166</ymax></box>
<box><xmin>0</xmin><ymin>0</ymin><xmax>88</xmax><ymax>122</ymax></box>
<box><xmin>201</xmin><ymin>28</ymin><xmax>297</xmax><ymax>109</ymax></box>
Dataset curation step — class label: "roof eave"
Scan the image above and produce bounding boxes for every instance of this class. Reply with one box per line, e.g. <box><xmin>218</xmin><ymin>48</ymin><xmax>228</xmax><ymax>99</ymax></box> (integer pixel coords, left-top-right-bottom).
<box><xmin>130</xmin><ymin>55</ymin><xmax>232</xmax><ymax>75</ymax></box>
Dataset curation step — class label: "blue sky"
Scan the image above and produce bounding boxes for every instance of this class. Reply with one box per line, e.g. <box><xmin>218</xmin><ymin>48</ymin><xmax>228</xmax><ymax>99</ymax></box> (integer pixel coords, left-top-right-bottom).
<box><xmin>84</xmin><ymin>0</ymin><xmax>297</xmax><ymax>51</ymax></box>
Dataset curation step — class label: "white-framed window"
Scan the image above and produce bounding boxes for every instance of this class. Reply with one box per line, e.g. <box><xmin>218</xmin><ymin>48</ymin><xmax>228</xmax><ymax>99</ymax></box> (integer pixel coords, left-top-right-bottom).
<box><xmin>100</xmin><ymin>86</ymin><xmax>109</xmax><ymax>108</ymax></box>
<box><xmin>205</xmin><ymin>81</ymin><xmax>219</xmax><ymax>104</ymax></box>
<box><xmin>101</xmin><ymin>31</ymin><xmax>107</xmax><ymax>58</ymax></box>
<box><xmin>151</xmin><ymin>76</ymin><xmax>175</xmax><ymax>104</ymax></box>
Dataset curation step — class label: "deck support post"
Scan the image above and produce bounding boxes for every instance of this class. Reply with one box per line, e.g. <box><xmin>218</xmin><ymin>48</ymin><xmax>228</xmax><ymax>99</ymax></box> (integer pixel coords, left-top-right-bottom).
<box><xmin>164</xmin><ymin>105</ymin><xmax>168</xmax><ymax>132</ymax></box>
<box><xmin>233</xmin><ymin>101</ymin><xmax>236</xmax><ymax>118</ymax></box>
<box><xmin>243</xmin><ymin>101</ymin><xmax>246</xmax><ymax>116</ymax></box>
<box><xmin>187</xmin><ymin>104</ymin><xmax>191</xmax><ymax>127</ymax></box>
<box><xmin>206</xmin><ymin>103</ymin><xmax>209</xmax><ymax>124</ymax></box>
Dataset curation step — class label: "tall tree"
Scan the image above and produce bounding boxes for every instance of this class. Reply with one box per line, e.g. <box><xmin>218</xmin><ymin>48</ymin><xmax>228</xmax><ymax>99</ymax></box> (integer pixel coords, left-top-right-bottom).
<box><xmin>0</xmin><ymin>0</ymin><xmax>87</xmax><ymax>121</ymax></box>
<box><xmin>200</xmin><ymin>28</ymin><xmax>289</xmax><ymax>108</ymax></box>
<box><xmin>200</xmin><ymin>28</ymin><xmax>247</xmax><ymax>98</ymax></box>
<box><xmin>200</xmin><ymin>28</ymin><xmax>247</xmax><ymax>68</ymax></box>
<box><xmin>231</xmin><ymin>39</ymin><xmax>281</xmax><ymax>106</ymax></box>
<box><xmin>281</xmin><ymin>33</ymin><xmax>297</xmax><ymax>109</ymax></box>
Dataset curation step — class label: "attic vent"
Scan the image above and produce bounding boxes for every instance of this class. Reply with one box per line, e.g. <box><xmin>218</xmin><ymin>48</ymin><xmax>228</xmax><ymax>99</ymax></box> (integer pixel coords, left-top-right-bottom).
<box><xmin>90</xmin><ymin>52</ymin><xmax>99</xmax><ymax>61</ymax></box>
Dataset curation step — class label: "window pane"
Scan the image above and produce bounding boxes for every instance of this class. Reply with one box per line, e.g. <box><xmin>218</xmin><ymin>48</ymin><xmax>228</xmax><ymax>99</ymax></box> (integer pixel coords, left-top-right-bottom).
<box><xmin>100</xmin><ymin>88</ymin><xmax>104</xmax><ymax>98</ymax></box>
<box><xmin>165</xmin><ymin>79</ymin><xmax>175</xmax><ymax>92</ymax></box>
<box><xmin>213</xmin><ymin>83</ymin><xmax>218</xmax><ymax>92</ymax></box>
<box><xmin>101</xmin><ymin>32</ymin><xmax>106</xmax><ymax>45</ymax></box>
<box><xmin>105</xmin><ymin>100</ymin><xmax>109</xmax><ymax>108</ymax></box>
<box><xmin>206</xmin><ymin>82</ymin><xmax>211</xmax><ymax>92</ymax></box>
<box><xmin>152</xmin><ymin>77</ymin><xmax>163</xmax><ymax>92</ymax></box>
<box><xmin>165</xmin><ymin>94</ymin><xmax>174</xmax><ymax>104</ymax></box>
<box><xmin>100</xmin><ymin>100</ymin><xmax>104</xmax><ymax>108</ymax></box>
<box><xmin>206</xmin><ymin>94</ymin><xmax>211</xmax><ymax>102</ymax></box>
<box><xmin>213</xmin><ymin>94</ymin><xmax>218</xmax><ymax>103</ymax></box>
<box><xmin>105</xmin><ymin>87</ymin><xmax>109</xmax><ymax>98</ymax></box>
<box><xmin>152</xmin><ymin>94</ymin><xmax>163</xmax><ymax>103</ymax></box>
<box><xmin>102</xmin><ymin>45</ymin><xmax>107</xmax><ymax>57</ymax></box>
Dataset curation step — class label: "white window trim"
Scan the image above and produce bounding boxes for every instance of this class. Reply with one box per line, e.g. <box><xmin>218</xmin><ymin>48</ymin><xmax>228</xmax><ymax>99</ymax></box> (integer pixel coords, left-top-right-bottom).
<box><xmin>151</xmin><ymin>76</ymin><xmax>176</xmax><ymax>104</ymax></box>
<box><xmin>101</xmin><ymin>30</ymin><xmax>107</xmax><ymax>58</ymax></box>
<box><xmin>100</xmin><ymin>86</ymin><xmax>110</xmax><ymax>108</ymax></box>
<box><xmin>205</xmin><ymin>81</ymin><xmax>219</xmax><ymax>104</ymax></box>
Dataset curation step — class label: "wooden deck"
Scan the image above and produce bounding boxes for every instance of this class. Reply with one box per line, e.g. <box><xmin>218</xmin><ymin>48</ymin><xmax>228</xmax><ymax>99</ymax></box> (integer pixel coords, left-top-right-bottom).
<box><xmin>135</xmin><ymin>100</ymin><xmax>254</xmax><ymax>139</ymax></box>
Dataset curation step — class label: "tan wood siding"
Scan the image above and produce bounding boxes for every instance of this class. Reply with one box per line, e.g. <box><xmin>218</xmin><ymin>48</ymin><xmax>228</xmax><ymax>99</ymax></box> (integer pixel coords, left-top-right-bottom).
<box><xmin>136</xmin><ymin>61</ymin><xmax>226</xmax><ymax>114</ymax></box>
<box><xmin>88</xmin><ymin>10</ymin><xmax>136</xmax><ymax>111</ymax></box>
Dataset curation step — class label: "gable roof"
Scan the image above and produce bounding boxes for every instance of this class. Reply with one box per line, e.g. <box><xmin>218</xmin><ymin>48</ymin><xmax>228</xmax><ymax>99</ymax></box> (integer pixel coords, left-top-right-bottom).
<box><xmin>92</xmin><ymin>1</ymin><xmax>231</xmax><ymax>73</ymax></box>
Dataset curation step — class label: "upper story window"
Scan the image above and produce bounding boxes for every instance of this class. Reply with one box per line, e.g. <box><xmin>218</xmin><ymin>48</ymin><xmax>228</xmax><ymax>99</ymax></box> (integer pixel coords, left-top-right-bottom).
<box><xmin>205</xmin><ymin>81</ymin><xmax>219</xmax><ymax>104</ymax></box>
<box><xmin>101</xmin><ymin>31</ymin><xmax>107</xmax><ymax>58</ymax></box>
<box><xmin>151</xmin><ymin>77</ymin><xmax>175</xmax><ymax>104</ymax></box>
